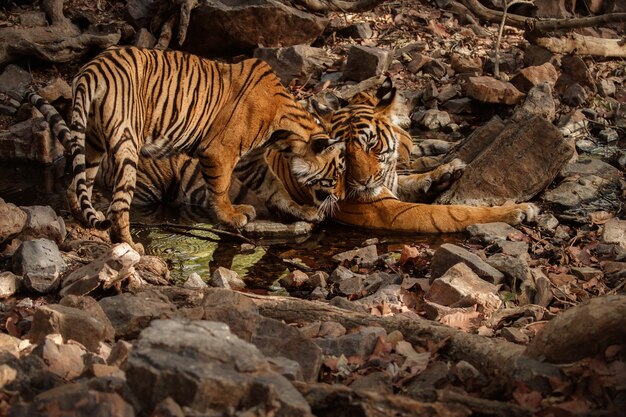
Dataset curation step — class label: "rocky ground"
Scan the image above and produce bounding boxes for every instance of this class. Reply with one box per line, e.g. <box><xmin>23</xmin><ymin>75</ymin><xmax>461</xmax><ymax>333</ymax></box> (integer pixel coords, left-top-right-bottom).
<box><xmin>1</xmin><ymin>0</ymin><xmax>626</xmax><ymax>416</ymax></box>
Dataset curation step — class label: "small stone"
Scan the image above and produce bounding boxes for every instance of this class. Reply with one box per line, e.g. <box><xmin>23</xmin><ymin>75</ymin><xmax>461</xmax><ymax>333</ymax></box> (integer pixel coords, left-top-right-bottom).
<box><xmin>314</xmin><ymin>326</ymin><xmax>386</xmax><ymax>357</ymax></box>
<box><xmin>536</xmin><ymin>213</ymin><xmax>559</xmax><ymax>231</ymax></box>
<box><xmin>0</xmin><ymin>333</ymin><xmax>21</xmax><ymax>357</ymax></box>
<box><xmin>211</xmin><ymin>266</ymin><xmax>245</xmax><ymax>289</ymax></box>
<box><xmin>318</xmin><ymin>321</ymin><xmax>346</xmax><ymax>338</ymax></box>
<box><xmin>152</xmin><ymin>397</ymin><xmax>184</xmax><ymax>417</ymax></box>
<box><xmin>431</xmin><ymin>243</ymin><xmax>505</xmax><ymax>284</ymax></box>
<box><xmin>32</xmin><ymin>334</ymin><xmax>87</xmax><ymax>380</ymax></box>
<box><xmin>39</xmin><ymin>78</ymin><xmax>72</xmax><ymax>103</ymax></box>
<box><xmin>242</xmin><ymin>220</ymin><xmax>312</xmax><ymax>237</ymax></box>
<box><xmin>343</xmin><ymin>45</ymin><xmax>392</xmax><ymax>81</ymax></box>
<box><xmin>597</xmin><ymin>79</ymin><xmax>616</xmax><ymax>97</ymax></box>
<box><xmin>464</xmin><ymin>76</ymin><xmax>525</xmax><ymax>105</ymax></box>
<box><xmin>419</xmin><ymin>109</ymin><xmax>451</xmax><ymax>130</ymax></box>
<box><xmin>510</xmin><ymin>63</ymin><xmax>558</xmax><ymax>93</ymax></box>
<box><xmin>329</xmin><ymin>265</ymin><xmax>354</xmax><ymax>283</ymax></box>
<box><xmin>267</xmin><ymin>356</ymin><xmax>304</xmax><ymax>382</ymax></box>
<box><xmin>542</xmin><ymin>174</ymin><xmax>608</xmax><ymax>209</ymax></box>
<box><xmin>511</xmin><ymin>82</ymin><xmax>556</xmax><ymax>122</ymax></box>
<box><xmin>598</xmin><ymin>128</ymin><xmax>619</xmax><ymax>143</ymax></box>
<box><xmin>107</xmin><ymin>340</ymin><xmax>133</xmax><ymax>367</ymax></box>
<box><xmin>561</xmin><ymin>159</ymin><xmax>623</xmax><ymax>182</ymax></box>
<box><xmin>442</xmin><ymin>97</ymin><xmax>475</xmax><ymax>114</ymax></box>
<box><xmin>484</xmin><ymin>52</ymin><xmax>519</xmax><ymax>74</ymax></box>
<box><xmin>495</xmin><ymin>240</ymin><xmax>529</xmax><ymax>258</ymax></box>
<box><xmin>133</xmin><ymin>27</ymin><xmax>156</xmax><ymax>48</ymax></box>
<box><xmin>422</xmin><ymin>59</ymin><xmax>448</xmax><ymax>79</ymax></box>
<box><xmin>450</xmin><ymin>53</ymin><xmax>482</xmax><ymax>74</ymax></box>
<box><xmin>466</xmin><ymin>222</ymin><xmax>521</xmax><ymax>244</ymax></box>
<box><xmin>406</xmin><ymin>53</ymin><xmax>431</xmax><ymax>74</ymax></box>
<box><xmin>0</xmin><ymin>271</ymin><xmax>21</xmax><ymax>298</ymax></box>
<box><xmin>426</xmin><ymin>263</ymin><xmax>501</xmax><ymax>310</ymax></box>
<box><xmin>0</xmin><ymin>199</ymin><xmax>27</xmax><ymax>244</ymax></box>
<box><xmin>486</xmin><ymin>253</ymin><xmax>532</xmax><ymax>285</ymax></box>
<box><xmin>281</xmin><ymin>270</ymin><xmax>309</xmax><ymax>288</ymax></box>
<box><xmin>18</xmin><ymin>205</ymin><xmax>66</xmax><ymax>243</ymax></box>
<box><xmin>602</xmin><ymin>218</ymin><xmax>626</xmax><ymax>249</ymax></box>
<box><xmin>332</xmin><ymin>244</ymin><xmax>378</xmax><ymax>264</ymax></box>
<box><xmin>0</xmin><ymin>65</ymin><xmax>33</xmax><ymax>100</ymax></box>
<box><xmin>570</xmin><ymin>266</ymin><xmax>603</xmax><ymax>281</ymax></box>
<box><xmin>524</xmin><ymin>45</ymin><xmax>554</xmax><ymax>67</ymax></box>
<box><xmin>338</xmin><ymin>275</ymin><xmax>365</xmax><ymax>297</ymax></box>
<box><xmin>308</xmin><ymin>271</ymin><xmax>328</xmax><ymax>288</ymax></box>
<box><xmin>532</xmin><ymin>269</ymin><xmax>553</xmax><ymax>308</ymax></box>
<box><xmin>12</xmin><ymin>238</ymin><xmax>67</xmax><ymax>293</ymax></box>
<box><xmin>310</xmin><ymin>286</ymin><xmax>328</xmax><ymax>300</ymax></box>
<box><xmin>240</xmin><ymin>243</ymin><xmax>256</xmax><ymax>253</ymax></box>
<box><xmin>562</xmin><ymin>83</ymin><xmax>588</xmax><ymax>106</ymax></box>
<box><xmin>501</xmin><ymin>327</ymin><xmax>530</xmax><ymax>344</ymax></box>
<box><xmin>558</xmin><ymin>110</ymin><xmax>588</xmax><ymax>137</ymax></box>
<box><xmin>182</xmin><ymin>272</ymin><xmax>208</xmax><ymax>290</ymax></box>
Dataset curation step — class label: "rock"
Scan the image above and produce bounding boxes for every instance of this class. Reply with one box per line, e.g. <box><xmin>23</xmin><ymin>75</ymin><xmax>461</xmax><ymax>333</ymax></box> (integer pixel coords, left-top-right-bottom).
<box><xmin>524</xmin><ymin>45</ymin><xmax>554</xmax><ymax>67</ymax></box>
<box><xmin>242</xmin><ymin>220</ymin><xmax>313</xmax><ymax>238</ymax></box>
<box><xmin>495</xmin><ymin>240</ymin><xmax>530</xmax><ymax>258</ymax></box>
<box><xmin>0</xmin><ymin>117</ymin><xmax>64</xmax><ymax>164</ymax></box>
<box><xmin>318</xmin><ymin>321</ymin><xmax>347</xmax><ymax>338</ymax></box>
<box><xmin>18</xmin><ymin>205</ymin><xmax>66</xmax><ymax>243</ymax></box>
<box><xmin>597</xmin><ymin>79</ymin><xmax>616</xmax><ymax>97</ymax></box>
<box><xmin>534</xmin><ymin>0</ymin><xmax>575</xmax><ymax>17</ymax></box>
<box><xmin>181</xmin><ymin>0</ymin><xmax>327</xmax><ymax>56</ymax></box>
<box><xmin>406</xmin><ymin>53</ymin><xmax>432</xmax><ymax>74</ymax></box>
<box><xmin>281</xmin><ymin>270</ymin><xmax>309</xmax><ymax>288</ymax></box>
<box><xmin>0</xmin><ymin>271</ymin><xmax>20</xmax><ymax>298</ymax></box>
<box><xmin>484</xmin><ymin>52</ymin><xmax>519</xmax><ymax>74</ymax></box>
<box><xmin>267</xmin><ymin>356</ymin><xmax>304</xmax><ymax>382</ymax></box>
<box><xmin>562</xmin><ymin>83</ymin><xmax>588</xmax><ymax>106</ymax></box>
<box><xmin>425</xmin><ymin>263</ymin><xmax>501</xmax><ymax>310</ymax></box>
<box><xmin>466</xmin><ymin>222</ymin><xmax>521</xmax><ymax>245</ymax></box>
<box><xmin>329</xmin><ymin>265</ymin><xmax>356</xmax><ymax>284</ymax></box>
<box><xmin>0</xmin><ymin>199</ymin><xmax>27</xmax><ymax>244</ymax></box>
<box><xmin>211</xmin><ymin>266</ymin><xmax>245</xmax><ymax>289</ymax></box>
<box><xmin>532</xmin><ymin>269</ymin><xmax>553</xmax><ymax>307</ymax></box>
<box><xmin>510</xmin><ymin>63</ymin><xmax>558</xmax><ymax>93</ymax></box>
<box><xmin>570</xmin><ymin>266</ymin><xmax>603</xmax><ymax>281</ymax></box>
<box><xmin>135</xmin><ymin>255</ymin><xmax>170</xmax><ymax>286</ymax></box>
<box><xmin>126</xmin><ymin>0</ymin><xmax>158</xmax><ymax>27</ymax></box>
<box><xmin>332</xmin><ymin>244</ymin><xmax>378</xmax><ymax>264</ymax></box>
<box><xmin>555</xmin><ymin>55</ymin><xmax>595</xmax><ymax>94</ymax></box>
<box><xmin>602</xmin><ymin>218</ymin><xmax>626</xmax><ymax>249</ymax></box>
<box><xmin>561</xmin><ymin>159</ymin><xmax>623</xmax><ymax>182</ymax></box>
<box><xmin>418</xmin><ymin>109</ymin><xmax>451</xmax><ymax>130</ymax></box>
<box><xmin>310</xmin><ymin>286</ymin><xmax>329</xmax><ymax>299</ymax></box>
<box><xmin>336</xmin><ymin>22</ymin><xmax>373</xmax><ymax>39</ymax></box>
<box><xmin>598</xmin><ymin>128</ymin><xmax>619</xmax><ymax>143</ymax></box>
<box><xmin>442</xmin><ymin>97</ymin><xmax>479</xmax><ymax>114</ymax></box>
<box><xmin>308</xmin><ymin>271</ymin><xmax>328</xmax><ymax>288</ymax></box>
<box><xmin>536</xmin><ymin>213</ymin><xmax>559</xmax><ymax>231</ymax></box>
<box><xmin>202</xmin><ymin>289</ymin><xmax>322</xmax><ymax>382</ymax></box>
<box><xmin>0</xmin><ymin>65</ymin><xmax>32</xmax><ymax>105</ymax></box>
<box><xmin>9</xmin><ymin>382</ymin><xmax>135</xmax><ymax>417</ymax></box>
<box><xmin>254</xmin><ymin>45</ymin><xmax>334</xmax><ymax>86</ymax></box>
<box><xmin>60</xmin><ymin>294</ymin><xmax>116</xmax><ymax>337</ymax></box>
<box><xmin>31</xmin><ymin>334</ymin><xmax>87</xmax><ymax>380</ymax></box>
<box><xmin>542</xmin><ymin>175</ymin><xmax>610</xmax><ymax>209</ymax></box>
<box><xmin>450</xmin><ymin>53</ymin><xmax>482</xmax><ymax>74</ymax></box>
<box><xmin>12</xmin><ymin>238</ymin><xmax>67</xmax><ymax>293</ymax></box>
<box><xmin>125</xmin><ymin>319</ymin><xmax>313</xmax><ymax>416</ymax></box>
<box><xmin>423</xmin><ymin>59</ymin><xmax>448</xmax><ymax>79</ymax></box>
<box><xmin>107</xmin><ymin>340</ymin><xmax>133</xmax><ymax>368</ymax></box>
<box><xmin>132</xmin><ymin>27</ymin><xmax>156</xmax><ymax>48</ymax></box>
<box><xmin>558</xmin><ymin>109</ymin><xmax>588</xmax><ymax>137</ymax></box>
<box><xmin>98</xmin><ymin>290</ymin><xmax>177</xmax><ymax>339</ymax></box>
<box><xmin>338</xmin><ymin>274</ymin><xmax>365</xmax><ymax>297</ymax></box>
<box><xmin>511</xmin><ymin>82</ymin><xmax>556</xmax><ymax>122</ymax></box>
<box><xmin>501</xmin><ymin>327</ymin><xmax>530</xmax><ymax>344</ymax></box>
<box><xmin>437</xmin><ymin>116</ymin><xmax>572</xmax><ymax>206</ymax></box>
<box><xmin>314</xmin><ymin>326</ymin><xmax>386</xmax><ymax>357</ymax></box>
<box><xmin>343</xmin><ymin>45</ymin><xmax>393</xmax><ymax>82</ymax></box>
<box><xmin>431</xmin><ymin>243</ymin><xmax>505</xmax><ymax>284</ymax></box>
<box><xmin>182</xmin><ymin>272</ymin><xmax>208</xmax><ymax>290</ymax></box>
<box><xmin>60</xmin><ymin>243</ymin><xmax>141</xmax><ymax>296</ymax></box>
<box><xmin>486</xmin><ymin>253</ymin><xmax>532</xmax><ymax>286</ymax></box>
<box><xmin>28</xmin><ymin>304</ymin><xmax>113</xmax><ymax>352</ymax></box>
<box><xmin>357</xmin><ymin>284</ymin><xmax>414</xmax><ymax>315</ymax></box>
<box><xmin>39</xmin><ymin>78</ymin><xmax>72</xmax><ymax>103</ymax></box>
<box><xmin>464</xmin><ymin>76</ymin><xmax>525</xmax><ymax>105</ymax></box>
<box><xmin>0</xmin><ymin>333</ymin><xmax>21</xmax><ymax>357</ymax></box>
<box><xmin>151</xmin><ymin>397</ymin><xmax>184</xmax><ymax>417</ymax></box>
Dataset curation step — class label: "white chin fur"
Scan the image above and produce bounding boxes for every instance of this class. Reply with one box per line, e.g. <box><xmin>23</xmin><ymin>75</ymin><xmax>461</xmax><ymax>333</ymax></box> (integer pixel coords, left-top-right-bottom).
<box><xmin>291</xmin><ymin>157</ymin><xmax>311</xmax><ymax>177</ymax></box>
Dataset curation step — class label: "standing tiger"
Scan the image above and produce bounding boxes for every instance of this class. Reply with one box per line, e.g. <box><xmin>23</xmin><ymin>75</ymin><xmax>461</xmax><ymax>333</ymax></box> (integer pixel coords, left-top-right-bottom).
<box><xmin>312</xmin><ymin>78</ymin><xmax>539</xmax><ymax>232</ymax></box>
<box><xmin>61</xmin><ymin>46</ymin><xmax>345</xmax><ymax>249</ymax></box>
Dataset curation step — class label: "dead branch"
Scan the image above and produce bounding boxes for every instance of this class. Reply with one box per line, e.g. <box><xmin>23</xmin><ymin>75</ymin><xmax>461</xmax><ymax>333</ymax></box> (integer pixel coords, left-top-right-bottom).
<box><xmin>243</xmin><ymin>293</ymin><xmax>564</xmax><ymax>391</ymax></box>
<box><xmin>535</xmin><ymin>34</ymin><xmax>626</xmax><ymax>58</ymax></box>
<box><xmin>459</xmin><ymin>0</ymin><xmax>626</xmax><ymax>33</ymax></box>
<box><xmin>292</xmin><ymin>0</ymin><xmax>386</xmax><ymax>13</ymax></box>
<box><xmin>525</xmin><ymin>295</ymin><xmax>626</xmax><ymax>363</ymax></box>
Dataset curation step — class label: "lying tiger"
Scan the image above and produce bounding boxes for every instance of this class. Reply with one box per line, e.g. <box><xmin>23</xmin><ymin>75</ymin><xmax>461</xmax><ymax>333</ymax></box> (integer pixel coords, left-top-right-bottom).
<box><xmin>27</xmin><ymin>70</ymin><xmax>536</xmax><ymax>235</ymax></box>
<box><xmin>45</xmin><ymin>46</ymin><xmax>346</xmax><ymax>250</ymax></box>
<box><xmin>311</xmin><ymin>78</ymin><xmax>539</xmax><ymax>232</ymax></box>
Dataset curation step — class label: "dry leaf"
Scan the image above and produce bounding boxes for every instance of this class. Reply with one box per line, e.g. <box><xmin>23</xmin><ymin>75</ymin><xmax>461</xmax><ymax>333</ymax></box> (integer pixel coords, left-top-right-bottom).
<box><xmin>439</xmin><ymin>309</ymin><xmax>481</xmax><ymax>332</ymax></box>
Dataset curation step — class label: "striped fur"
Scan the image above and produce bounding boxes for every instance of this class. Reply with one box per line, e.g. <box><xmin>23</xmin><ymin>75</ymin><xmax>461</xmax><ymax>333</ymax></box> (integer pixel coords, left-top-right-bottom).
<box><xmin>25</xmin><ymin>90</ymin><xmax>345</xmax><ymax>225</ymax></box>
<box><xmin>56</xmin><ymin>46</ymin><xmax>345</xmax><ymax>248</ymax></box>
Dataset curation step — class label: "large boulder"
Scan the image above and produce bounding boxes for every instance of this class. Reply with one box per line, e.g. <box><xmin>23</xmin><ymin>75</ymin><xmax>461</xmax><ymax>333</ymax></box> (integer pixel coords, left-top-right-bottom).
<box><xmin>181</xmin><ymin>0</ymin><xmax>328</xmax><ymax>56</ymax></box>
<box><xmin>125</xmin><ymin>319</ymin><xmax>313</xmax><ymax>416</ymax></box>
<box><xmin>254</xmin><ymin>45</ymin><xmax>334</xmax><ymax>86</ymax></box>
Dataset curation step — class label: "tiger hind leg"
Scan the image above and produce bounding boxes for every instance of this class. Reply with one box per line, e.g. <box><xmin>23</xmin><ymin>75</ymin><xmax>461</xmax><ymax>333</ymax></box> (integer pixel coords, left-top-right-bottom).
<box><xmin>67</xmin><ymin>140</ymin><xmax>107</xmax><ymax>225</ymax></box>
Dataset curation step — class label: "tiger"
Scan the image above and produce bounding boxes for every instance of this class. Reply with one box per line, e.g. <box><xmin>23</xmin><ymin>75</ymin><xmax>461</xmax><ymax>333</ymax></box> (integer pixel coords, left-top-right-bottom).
<box><xmin>53</xmin><ymin>46</ymin><xmax>346</xmax><ymax>250</ymax></box>
<box><xmin>312</xmin><ymin>77</ymin><xmax>539</xmax><ymax>233</ymax></box>
<box><xmin>25</xmin><ymin>88</ymin><xmax>345</xmax><ymax>230</ymax></box>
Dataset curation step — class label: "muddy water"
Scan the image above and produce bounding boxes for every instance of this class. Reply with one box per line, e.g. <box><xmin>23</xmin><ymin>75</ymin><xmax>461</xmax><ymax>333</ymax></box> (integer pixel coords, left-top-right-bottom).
<box><xmin>0</xmin><ymin>160</ymin><xmax>459</xmax><ymax>289</ymax></box>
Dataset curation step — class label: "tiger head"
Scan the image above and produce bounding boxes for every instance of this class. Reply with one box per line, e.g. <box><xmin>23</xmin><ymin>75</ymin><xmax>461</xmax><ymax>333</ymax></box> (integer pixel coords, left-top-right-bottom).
<box><xmin>269</xmin><ymin>133</ymin><xmax>346</xmax><ymax>218</ymax></box>
<box><xmin>312</xmin><ymin>77</ymin><xmax>403</xmax><ymax>201</ymax></box>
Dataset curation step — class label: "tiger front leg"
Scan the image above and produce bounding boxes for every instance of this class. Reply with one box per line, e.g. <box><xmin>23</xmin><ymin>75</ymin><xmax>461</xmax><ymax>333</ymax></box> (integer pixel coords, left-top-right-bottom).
<box><xmin>200</xmin><ymin>155</ymin><xmax>256</xmax><ymax>228</ymax></box>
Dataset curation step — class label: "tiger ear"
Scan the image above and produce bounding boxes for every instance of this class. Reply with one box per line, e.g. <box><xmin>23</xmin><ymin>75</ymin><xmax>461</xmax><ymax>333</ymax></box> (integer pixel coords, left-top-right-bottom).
<box><xmin>310</xmin><ymin>98</ymin><xmax>334</xmax><ymax>125</ymax></box>
<box><xmin>311</xmin><ymin>137</ymin><xmax>345</xmax><ymax>154</ymax></box>
<box><xmin>375</xmin><ymin>77</ymin><xmax>397</xmax><ymax>114</ymax></box>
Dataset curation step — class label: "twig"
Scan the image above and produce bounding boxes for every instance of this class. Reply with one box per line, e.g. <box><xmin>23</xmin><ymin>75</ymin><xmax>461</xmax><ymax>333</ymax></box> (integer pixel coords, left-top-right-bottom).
<box><xmin>494</xmin><ymin>0</ymin><xmax>534</xmax><ymax>79</ymax></box>
<box><xmin>130</xmin><ymin>222</ymin><xmax>256</xmax><ymax>244</ymax></box>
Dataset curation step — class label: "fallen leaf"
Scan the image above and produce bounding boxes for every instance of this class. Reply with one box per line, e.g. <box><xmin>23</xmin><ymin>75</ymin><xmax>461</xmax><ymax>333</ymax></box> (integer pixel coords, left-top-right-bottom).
<box><xmin>439</xmin><ymin>309</ymin><xmax>481</xmax><ymax>332</ymax></box>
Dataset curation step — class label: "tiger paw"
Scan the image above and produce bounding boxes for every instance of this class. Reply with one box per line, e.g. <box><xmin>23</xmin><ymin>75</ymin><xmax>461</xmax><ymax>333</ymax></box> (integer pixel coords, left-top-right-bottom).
<box><xmin>298</xmin><ymin>205</ymin><xmax>324</xmax><ymax>222</ymax></box>
<box><xmin>507</xmin><ymin>203</ymin><xmax>540</xmax><ymax>225</ymax></box>
<box><xmin>218</xmin><ymin>204</ymin><xmax>257</xmax><ymax>229</ymax></box>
